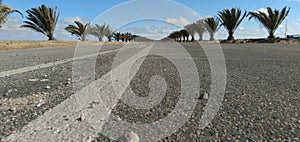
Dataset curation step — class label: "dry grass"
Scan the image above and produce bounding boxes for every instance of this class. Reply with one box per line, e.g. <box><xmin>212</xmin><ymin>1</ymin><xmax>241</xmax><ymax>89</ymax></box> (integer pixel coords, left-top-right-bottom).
<box><xmin>0</xmin><ymin>40</ymin><xmax>125</xmax><ymax>51</ymax></box>
<box><xmin>0</xmin><ymin>39</ymin><xmax>298</xmax><ymax>51</ymax></box>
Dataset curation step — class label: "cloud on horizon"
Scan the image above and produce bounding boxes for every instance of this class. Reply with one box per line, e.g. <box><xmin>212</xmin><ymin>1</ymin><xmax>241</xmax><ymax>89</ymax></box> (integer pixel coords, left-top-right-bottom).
<box><xmin>257</xmin><ymin>8</ymin><xmax>268</xmax><ymax>14</ymax></box>
<box><xmin>165</xmin><ymin>17</ymin><xmax>190</xmax><ymax>27</ymax></box>
<box><xmin>60</xmin><ymin>16</ymin><xmax>90</xmax><ymax>25</ymax></box>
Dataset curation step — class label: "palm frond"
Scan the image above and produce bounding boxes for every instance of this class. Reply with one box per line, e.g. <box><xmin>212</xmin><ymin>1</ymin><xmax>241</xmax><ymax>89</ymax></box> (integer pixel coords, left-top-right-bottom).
<box><xmin>248</xmin><ymin>6</ymin><xmax>290</xmax><ymax>39</ymax></box>
<box><xmin>0</xmin><ymin>4</ymin><xmax>23</xmax><ymax>28</ymax></box>
<box><xmin>21</xmin><ymin>4</ymin><xmax>59</xmax><ymax>40</ymax></box>
<box><xmin>218</xmin><ymin>8</ymin><xmax>247</xmax><ymax>40</ymax></box>
<box><xmin>65</xmin><ymin>21</ymin><xmax>92</xmax><ymax>41</ymax></box>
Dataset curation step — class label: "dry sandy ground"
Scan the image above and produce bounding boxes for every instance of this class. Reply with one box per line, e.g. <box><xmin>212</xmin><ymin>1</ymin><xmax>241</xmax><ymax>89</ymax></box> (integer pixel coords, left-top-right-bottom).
<box><xmin>0</xmin><ymin>40</ymin><xmax>299</xmax><ymax>51</ymax></box>
<box><xmin>0</xmin><ymin>40</ymin><xmax>125</xmax><ymax>50</ymax></box>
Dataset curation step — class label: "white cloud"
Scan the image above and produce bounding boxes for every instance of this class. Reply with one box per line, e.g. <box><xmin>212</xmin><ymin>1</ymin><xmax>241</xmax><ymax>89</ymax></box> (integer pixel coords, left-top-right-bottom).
<box><xmin>294</xmin><ymin>19</ymin><xmax>300</xmax><ymax>25</ymax></box>
<box><xmin>0</xmin><ymin>17</ymin><xmax>47</xmax><ymax>40</ymax></box>
<box><xmin>165</xmin><ymin>17</ymin><xmax>190</xmax><ymax>26</ymax></box>
<box><xmin>204</xmin><ymin>15</ymin><xmax>214</xmax><ymax>18</ymax></box>
<box><xmin>1</xmin><ymin>17</ymin><xmax>22</xmax><ymax>31</ymax></box>
<box><xmin>60</xmin><ymin>16</ymin><xmax>90</xmax><ymax>25</ymax></box>
<box><xmin>191</xmin><ymin>11</ymin><xmax>198</xmax><ymax>17</ymax></box>
<box><xmin>0</xmin><ymin>17</ymin><xmax>80</xmax><ymax>41</ymax></box>
<box><xmin>287</xmin><ymin>0</ymin><xmax>300</xmax><ymax>2</ymax></box>
<box><xmin>257</xmin><ymin>8</ymin><xmax>268</xmax><ymax>14</ymax></box>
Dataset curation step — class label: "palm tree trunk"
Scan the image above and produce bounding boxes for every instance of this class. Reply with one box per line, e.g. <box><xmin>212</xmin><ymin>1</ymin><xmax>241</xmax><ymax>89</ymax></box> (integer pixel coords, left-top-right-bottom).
<box><xmin>268</xmin><ymin>33</ymin><xmax>275</xmax><ymax>39</ymax></box>
<box><xmin>227</xmin><ymin>31</ymin><xmax>234</xmax><ymax>41</ymax></box>
<box><xmin>198</xmin><ymin>36</ymin><xmax>203</xmax><ymax>41</ymax></box>
<box><xmin>47</xmin><ymin>34</ymin><xmax>56</xmax><ymax>40</ymax></box>
<box><xmin>198</xmin><ymin>31</ymin><xmax>204</xmax><ymax>41</ymax></box>
<box><xmin>209</xmin><ymin>33</ymin><xmax>215</xmax><ymax>41</ymax></box>
<box><xmin>191</xmin><ymin>35</ymin><xmax>195</xmax><ymax>42</ymax></box>
<box><xmin>81</xmin><ymin>35</ymin><xmax>86</xmax><ymax>41</ymax></box>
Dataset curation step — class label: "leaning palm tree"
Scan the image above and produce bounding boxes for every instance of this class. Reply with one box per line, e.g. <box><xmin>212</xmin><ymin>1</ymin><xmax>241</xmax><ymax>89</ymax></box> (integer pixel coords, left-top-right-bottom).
<box><xmin>218</xmin><ymin>8</ymin><xmax>247</xmax><ymax>41</ymax></box>
<box><xmin>91</xmin><ymin>24</ymin><xmax>108</xmax><ymax>42</ymax></box>
<box><xmin>184</xmin><ymin>23</ymin><xmax>197</xmax><ymax>42</ymax></box>
<box><xmin>65</xmin><ymin>21</ymin><xmax>92</xmax><ymax>41</ymax></box>
<box><xmin>248</xmin><ymin>7</ymin><xmax>290</xmax><ymax>39</ymax></box>
<box><xmin>21</xmin><ymin>4</ymin><xmax>59</xmax><ymax>40</ymax></box>
<box><xmin>195</xmin><ymin>20</ymin><xmax>206</xmax><ymax>41</ymax></box>
<box><xmin>0</xmin><ymin>0</ymin><xmax>22</xmax><ymax>28</ymax></box>
<box><xmin>204</xmin><ymin>17</ymin><xmax>220</xmax><ymax>41</ymax></box>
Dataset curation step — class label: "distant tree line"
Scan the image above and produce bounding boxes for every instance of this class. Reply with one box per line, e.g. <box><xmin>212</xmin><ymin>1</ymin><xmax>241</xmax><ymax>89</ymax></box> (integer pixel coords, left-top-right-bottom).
<box><xmin>164</xmin><ymin>7</ymin><xmax>290</xmax><ymax>42</ymax></box>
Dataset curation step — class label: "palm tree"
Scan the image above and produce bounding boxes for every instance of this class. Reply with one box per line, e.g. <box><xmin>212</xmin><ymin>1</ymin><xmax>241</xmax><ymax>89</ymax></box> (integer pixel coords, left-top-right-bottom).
<box><xmin>168</xmin><ymin>32</ymin><xmax>177</xmax><ymax>41</ymax></box>
<box><xmin>104</xmin><ymin>25</ymin><xmax>114</xmax><ymax>42</ymax></box>
<box><xmin>218</xmin><ymin>8</ymin><xmax>247</xmax><ymax>41</ymax></box>
<box><xmin>0</xmin><ymin>0</ymin><xmax>22</xmax><ymax>28</ymax></box>
<box><xmin>21</xmin><ymin>4</ymin><xmax>59</xmax><ymax>40</ymax></box>
<box><xmin>65</xmin><ymin>21</ymin><xmax>92</xmax><ymax>41</ymax></box>
<box><xmin>132</xmin><ymin>35</ymin><xmax>139</xmax><ymax>42</ymax></box>
<box><xmin>184</xmin><ymin>23</ymin><xmax>197</xmax><ymax>42</ymax></box>
<box><xmin>174</xmin><ymin>31</ymin><xmax>182</xmax><ymax>42</ymax></box>
<box><xmin>180</xmin><ymin>29</ymin><xmax>189</xmax><ymax>42</ymax></box>
<box><xmin>248</xmin><ymin>7</ymin><xmax>290</xmax><ymax>39</ymax></box>
<box><xmin>91</xmin><ymin>24</ymin><xmax>108</xmax><ymax>42</ymax></box>
<box><xmin>204</xmin><ymin>17</ymin><xmax>220</xmax><ymax>41</ymax></box>
<box><xmin>125</xmin><ymin>32</ymin><xmax>133</xmax><ymax>42</ymax></box>
<box><xmin>195</xmin><ymin>20</ymin><xmax>206</xmax><ymax>41</ymax></box>
<box><xmin>113</xmin><ymin>32</ymin><xmax>121</xmax><ymax>42</ymax></box>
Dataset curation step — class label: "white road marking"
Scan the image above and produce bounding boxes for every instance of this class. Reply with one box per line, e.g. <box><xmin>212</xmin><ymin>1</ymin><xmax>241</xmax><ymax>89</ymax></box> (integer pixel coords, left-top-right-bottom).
<box><xmin>0</xmin><ymin>49</ymin><xmax>120</xmax><ymax>78</ymax></box>
<box><xmin>4</xmin><ymin>43</ymin><xmax>154</xmax><ymax>142</ymax></box>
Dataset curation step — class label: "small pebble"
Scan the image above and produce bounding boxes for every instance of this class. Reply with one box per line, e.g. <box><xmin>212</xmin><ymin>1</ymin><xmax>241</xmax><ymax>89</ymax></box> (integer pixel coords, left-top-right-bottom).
<box><xmin>77</xmin><ymin>116</ymin><xmax>85</xmax><ymax>122</ymax></box>
<box><xmin>198</xmin><ymin>93</ymin><xmax>209</xmax><ymax>100</ymax></box>
<box><xmin>118</xmin><ymin>131</ymin><xmax>139</xmax><ymax>142</ymax></box>
<box><xmin>4</xmin><ymin>89</ymin><xmax>13</xmax><ymax>96</ymax></box>
<box><xmin>28</xmin><ymin>79</ymin><xmax>39</xmax><ymax>82</ymax></box>
<box><xmin>8</xmin><ymin>107</ymin><xmax>17</xmax><ymax>113</ymax></box>
<box><xmin>40</xmin><ymin>79</ymin><xmax>49</xmax><ymax>82</ymax></box>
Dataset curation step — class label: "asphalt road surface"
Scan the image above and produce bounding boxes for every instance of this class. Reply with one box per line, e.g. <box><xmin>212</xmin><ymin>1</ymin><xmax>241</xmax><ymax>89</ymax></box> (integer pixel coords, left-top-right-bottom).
<box><xmin>0</xmin><ymin>43</ymin><xmax>299</xmax><ymax>142</ymax></box>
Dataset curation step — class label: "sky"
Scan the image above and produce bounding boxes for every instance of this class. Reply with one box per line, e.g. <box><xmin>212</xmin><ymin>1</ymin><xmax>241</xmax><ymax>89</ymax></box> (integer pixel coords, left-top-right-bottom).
<box><xmin>0</xmin><ymin>0</ymin><xmax>299</xmax><ymax>41</ymax></box>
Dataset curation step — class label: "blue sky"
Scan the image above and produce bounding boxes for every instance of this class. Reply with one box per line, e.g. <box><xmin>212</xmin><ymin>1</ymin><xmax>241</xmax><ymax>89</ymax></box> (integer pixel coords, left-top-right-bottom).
<box><xmin>1</xmin><ymin>0</ymin><xmax>299</xmax><ymax>40</ymax></box>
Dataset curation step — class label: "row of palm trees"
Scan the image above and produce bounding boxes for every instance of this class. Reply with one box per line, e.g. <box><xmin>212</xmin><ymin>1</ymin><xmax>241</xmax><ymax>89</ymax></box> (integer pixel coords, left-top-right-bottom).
<box><xmin>0</xmin><ymin>3</ymin><xmax>140</xmax><ymax>42</ymax></box>
<box><xmin>64</xmin><ymin>22</ymin><xmax>140</xmax><ymax>42</ymax></box>
<box><xmin>167</xmin><ymin>17</ymin><xmax>220</xmax><ymax>42</ymax></box>
<box><xmin>0</xmin><ymin>1</ymin><xmax>291</xmax><ymax>42</ymax></box>
<box><xmin>166</xmin><ymin>7</ymin><xmax>290</xmax><ymax>42</ymax></box>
